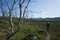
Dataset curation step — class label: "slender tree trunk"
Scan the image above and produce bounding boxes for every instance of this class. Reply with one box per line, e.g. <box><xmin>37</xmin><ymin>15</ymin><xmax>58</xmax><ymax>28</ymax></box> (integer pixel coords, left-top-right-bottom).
<box><xmin>19</xmin><ymin>0</ymin><xmax>22</xmax><ymax>28</ymax></box>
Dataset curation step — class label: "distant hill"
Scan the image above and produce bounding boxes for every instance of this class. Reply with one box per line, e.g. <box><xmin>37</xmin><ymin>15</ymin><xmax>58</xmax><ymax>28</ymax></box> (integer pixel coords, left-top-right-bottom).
<box><xmin>31</xmin><ymin>18</ymin><xmax>43</xmax><ymax>20</ymax></box>
<box><xmin>0</xmin><ymin>16</ymin><xmax>60</xmax><ymax>21</ymax></box>
<box><xmin>31</xmin><ymin>17</ymin><xmax>60</xmax><ymax>21</ymax></box>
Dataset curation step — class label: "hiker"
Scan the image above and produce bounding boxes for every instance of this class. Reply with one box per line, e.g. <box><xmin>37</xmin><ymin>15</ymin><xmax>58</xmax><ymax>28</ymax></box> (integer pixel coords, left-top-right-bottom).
<box><xmin>46</xmin><ymin>21</ymin><xmax>50</xmax><ymax>33</ymax></box>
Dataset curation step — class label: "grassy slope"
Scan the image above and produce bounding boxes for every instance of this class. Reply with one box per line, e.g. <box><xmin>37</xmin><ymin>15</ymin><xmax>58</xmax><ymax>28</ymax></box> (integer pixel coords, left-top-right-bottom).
<box><xmin>0</xmin><ymin>19</ymin><xmax>60</xmax><ymax>40</ymax></box>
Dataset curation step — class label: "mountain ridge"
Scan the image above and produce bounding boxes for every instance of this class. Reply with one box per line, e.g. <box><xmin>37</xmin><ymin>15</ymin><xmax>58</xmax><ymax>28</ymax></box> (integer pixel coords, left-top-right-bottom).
<box><xmin>31</xmin><ymin>17</ymin><xmax>60</xmax><ymax>21</ymax></box>
<box><xmin>0</xmin><ymin>16</ymin><xmax>60</xmax><ymax>21</ymax></box>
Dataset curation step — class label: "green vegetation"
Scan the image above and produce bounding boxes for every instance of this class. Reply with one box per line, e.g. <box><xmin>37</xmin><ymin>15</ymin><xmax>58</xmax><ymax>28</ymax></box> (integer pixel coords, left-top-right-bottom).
<box><xmin>0</xmin><ymin>19</ymin><xmax>60</xmax><ymax>40</ymax></box>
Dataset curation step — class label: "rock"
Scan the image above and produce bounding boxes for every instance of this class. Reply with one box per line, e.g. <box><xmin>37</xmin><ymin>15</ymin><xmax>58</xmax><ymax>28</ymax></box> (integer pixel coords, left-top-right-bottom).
<box><xmin>23</xmin><ymin>34</ymin><xmax>41</xmax><ymax>40</ymax></box>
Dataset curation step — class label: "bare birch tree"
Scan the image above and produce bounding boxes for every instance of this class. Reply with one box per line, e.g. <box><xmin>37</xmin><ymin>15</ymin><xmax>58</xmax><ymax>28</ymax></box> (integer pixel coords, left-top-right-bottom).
<box><xmin>4</xmin><ymin>0</ymin><xmax>18</xmax><ymax>40</ymax></box>
<box><xmin>0</xmin><ymin>0</ymin><xmax>5</xmax><ymax>19</ymax></box>
<box><xmin>4</xmin><ymin>0</ymin><xmax>30</xmax><ymax>40</ymax></box>
<box><xmin>19</xmin><ymin>0</ymin><xmax>30</xmax><ymax>24</ymax></box>
<box><xmin>0</xmin><ymin>0</ymin><xmax>30</xmax><ymax>40</ymax></box>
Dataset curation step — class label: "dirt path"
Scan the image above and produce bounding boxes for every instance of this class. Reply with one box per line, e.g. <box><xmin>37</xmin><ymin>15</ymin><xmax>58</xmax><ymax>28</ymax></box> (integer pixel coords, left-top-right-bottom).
<box><xmin>45</xmin><ymin>32</ymin><xmax>50</xmax><ymax>40</ymax></box>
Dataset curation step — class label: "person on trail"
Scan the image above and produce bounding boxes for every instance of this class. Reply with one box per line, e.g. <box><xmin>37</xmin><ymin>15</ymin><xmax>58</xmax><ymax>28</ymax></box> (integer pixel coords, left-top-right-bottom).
<box><xmin>46</xmin><ymin>21</ymin><xmax>50</xmax><ymax>33</ymax></box>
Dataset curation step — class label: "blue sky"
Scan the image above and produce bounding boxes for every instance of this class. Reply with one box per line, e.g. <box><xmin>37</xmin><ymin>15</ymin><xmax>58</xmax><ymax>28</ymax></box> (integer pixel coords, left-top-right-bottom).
<box><xmin>0</xmin><ymin>0</ymin><xmax>60</xmax><ymax>18</ymax></box>
<box><xmin>27</xmin><ymin>0</ymin><xmax>60</xmax><ymax>18</ymax></box>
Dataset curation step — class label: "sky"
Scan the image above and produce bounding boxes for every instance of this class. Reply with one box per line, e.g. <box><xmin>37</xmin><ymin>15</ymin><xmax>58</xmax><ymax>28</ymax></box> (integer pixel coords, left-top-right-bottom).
<box><xmin>0</xmin><ymin>0</ymin><xmax>60</xmax><ymax>18</ymax></box>
<box><xmin>27</xmin><ymin>0</ymin><xmax>60</xmax><ymax>18</ymax></box>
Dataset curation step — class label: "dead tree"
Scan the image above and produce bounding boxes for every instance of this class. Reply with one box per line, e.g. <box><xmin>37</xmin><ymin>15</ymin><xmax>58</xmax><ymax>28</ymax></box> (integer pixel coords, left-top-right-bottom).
<box><xmin>5</xmin><ymin>0</ymin><xmax>30</xmax><ymax>40</ymax></box>
<box><xmin>20</xmin><ymin>0</ymin><xmax>30</xmax><ymax>24</ymax></box>
<box><xmin>0</xmin><ymin>0</ymin><xmax>31</xmax><ymax>40</ymax></box>
<box><xmin>4</xmin><ymin>0</ymin><xmax>18</xmax><ymax>40</ymax></box>
<box><xmin>0</xmin><ymin>0</ymin><xmax>5</xmax><ymax>19</ymax></box>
